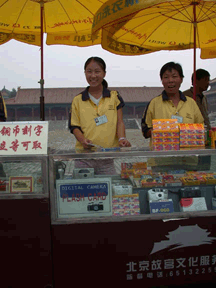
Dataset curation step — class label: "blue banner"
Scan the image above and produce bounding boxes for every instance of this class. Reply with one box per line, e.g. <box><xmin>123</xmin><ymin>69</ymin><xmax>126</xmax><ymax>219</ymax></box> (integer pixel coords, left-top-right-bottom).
<box><xmin>60</xmin><ymin>183</ymin><xmax>109</xmax><ymax>198</ymax></box>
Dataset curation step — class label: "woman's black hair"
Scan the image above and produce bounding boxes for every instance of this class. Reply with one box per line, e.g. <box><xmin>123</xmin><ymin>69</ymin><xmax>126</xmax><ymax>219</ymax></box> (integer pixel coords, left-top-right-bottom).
<box><xmin>84</xmin><ymin>56</ymin><xmax>108</xmax><ymax>88</ymax></box>
<box><xmin>160</xmin><ymin>62</ymin><xmax>184</xmax><ymax>80</ymax></box>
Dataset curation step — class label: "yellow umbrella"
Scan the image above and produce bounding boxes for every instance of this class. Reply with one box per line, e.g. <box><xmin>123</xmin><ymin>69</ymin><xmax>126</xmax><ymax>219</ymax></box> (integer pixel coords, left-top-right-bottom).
<box><xmin>0</xmin><ymin>0</ymin><xmax>158</xmax><ymax>119</ymax></box>
<box><xmin>92</xmin><ymin>0</ymin><xmax>216</xmax><ymax>99</ymax></box>
<box><xmin>0</xmin><ymin>0</ymin><xmax>109</xmax><ymax>120</ymax></box>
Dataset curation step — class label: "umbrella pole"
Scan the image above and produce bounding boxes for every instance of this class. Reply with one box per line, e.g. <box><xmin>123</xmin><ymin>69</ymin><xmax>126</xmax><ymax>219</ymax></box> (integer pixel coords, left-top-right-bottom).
<box><xmin>193</xmin><ymin>2</ymin><xmax>197</xmax><ymax>101</ymax></box>
<box><xmin>39</xmin><ymin>1</ymin><xmax>45</xmax><ymax>121</ymax></box>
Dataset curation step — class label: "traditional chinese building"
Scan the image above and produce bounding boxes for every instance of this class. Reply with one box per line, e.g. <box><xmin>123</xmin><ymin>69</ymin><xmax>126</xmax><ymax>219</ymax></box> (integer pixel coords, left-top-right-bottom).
<box><xmin>4</xmin><ymin>86</ymin><xmax>164</xmax><ymax>121</ymax></box>
<box><xmin>4</xmin><ymin>80</ymin><xmax>216</xmax><ymax>122</ymax></box>
<box><xmin>204</xmin><ymin>78</ymin><xmax>216</xmax><ymax>113</ymax></box>
<box><xmin>1</xmin><ymin>86</ymin><xmax>11</xmax><ymax>100</ymax></box>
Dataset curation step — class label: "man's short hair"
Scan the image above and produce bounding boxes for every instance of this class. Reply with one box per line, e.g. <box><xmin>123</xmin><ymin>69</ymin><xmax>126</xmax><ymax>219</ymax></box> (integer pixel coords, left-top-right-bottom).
<box><xmin>160</xmin><ymin>62</ymin><xmax>184</xmax><ymax>80</ymax></box>
<box><xmin>191</xmin><ymin>69</ymin><xmax>210</xmax><ymax>84</ymax></box>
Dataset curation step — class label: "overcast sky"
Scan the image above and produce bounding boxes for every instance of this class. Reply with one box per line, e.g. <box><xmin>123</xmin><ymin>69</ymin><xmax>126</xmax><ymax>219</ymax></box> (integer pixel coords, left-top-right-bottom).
<box><xmin>1</xmin><ymin>39</ymin><xmax>216</xmax><ymax>92</ymax></box>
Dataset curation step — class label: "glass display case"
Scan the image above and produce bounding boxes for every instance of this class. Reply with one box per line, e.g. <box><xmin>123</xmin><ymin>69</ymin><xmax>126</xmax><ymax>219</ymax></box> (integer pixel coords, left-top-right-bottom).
<box><xmin>49</xmin><ymin>148</ymin><xmax>216</xmax><ymax>287</ymax></box>
<box><xmin>49</xmin><ymin>147</ymin><xmax>216</xmax><ymax>223</ymax></box>
<box><xmin>0</xmin><ymin>155</ymin><xmax>48</xmax><ymax>199</ymax></box>
<box><xmin>0</xmin><ymin>155</ymin><xmax>52</xmax><ymax>288</ymax></box>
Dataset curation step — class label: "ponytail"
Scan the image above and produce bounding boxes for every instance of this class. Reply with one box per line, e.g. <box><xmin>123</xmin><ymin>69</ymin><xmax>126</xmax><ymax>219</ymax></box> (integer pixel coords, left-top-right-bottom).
<box><xmin>102</xmin><ymin>79</ymin><xmax>108</xmax><ymax>88</ymax></box>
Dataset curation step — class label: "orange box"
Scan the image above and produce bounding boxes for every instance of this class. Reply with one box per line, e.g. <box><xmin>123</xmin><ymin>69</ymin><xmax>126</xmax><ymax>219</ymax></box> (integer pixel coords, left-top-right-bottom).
<box><xmin>203</xmin><ymin>175</ymin><xmax>216</xmax><ymax>185</ymax></box>
<box><xmin>121</xmin><ymin>162</ymin><xmax>147</xmax><ymax>170</ymax></box>
<box><xmin>152</xmin><ymin>143</ymin><xmax>180</xmax><ymax>151</ymax></box>
<box><xmin>180</xmin><ymin>176</ymin><xmax>201</xmax><ymax>186</ymax></box>
<box><xmin>152</xmin><ymin>119</ymin><xmax>178</xmax><ymax>125</ymax></box>
<box><xmin>152</xmin><ymin>132</ymin><xmax>179</xmax><ymax>139</ymax></box>
<box><xmin>179</xmin><ymin>123</ymin><xmax>204</xmax><ymax>134</ymax></box>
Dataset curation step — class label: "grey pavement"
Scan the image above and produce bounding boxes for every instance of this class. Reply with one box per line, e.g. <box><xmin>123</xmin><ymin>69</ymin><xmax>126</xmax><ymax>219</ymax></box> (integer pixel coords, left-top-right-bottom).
<box><xmin>2</xmin><ymin>120</ymin><xmax>216</xmax><ymax>176</ymax></box>
<box><xmin>2</xmin><ymin>120</ymin><xmax>149</xmax><ymax>176</ymax></box>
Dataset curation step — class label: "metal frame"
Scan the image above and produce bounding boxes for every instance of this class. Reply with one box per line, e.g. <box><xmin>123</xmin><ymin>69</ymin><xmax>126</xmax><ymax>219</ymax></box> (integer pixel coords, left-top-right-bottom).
<box><xmin>49</xmin><ymin>146</ymin><xmax>216</xmax><ymax>159</ymax></box>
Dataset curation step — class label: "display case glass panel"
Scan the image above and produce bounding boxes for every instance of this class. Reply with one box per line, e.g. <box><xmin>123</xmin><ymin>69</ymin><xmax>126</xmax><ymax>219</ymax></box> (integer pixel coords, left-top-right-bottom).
<box><xmin>0</xmin><ymin>155</ymin><xmax>48</xmax><ymax>198</ymax></box>
<box><xmin>49</xmin><ymin>148</ymin><xmax>216</xmax><ymax>223</ymax></box>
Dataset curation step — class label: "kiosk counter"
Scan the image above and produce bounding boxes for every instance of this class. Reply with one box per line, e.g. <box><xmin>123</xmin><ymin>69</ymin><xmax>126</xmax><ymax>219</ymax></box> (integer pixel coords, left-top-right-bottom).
<box><xmin>49</xmin><ymin>147</ymin><xmax>216</xmax><ymax>287</ymax></box>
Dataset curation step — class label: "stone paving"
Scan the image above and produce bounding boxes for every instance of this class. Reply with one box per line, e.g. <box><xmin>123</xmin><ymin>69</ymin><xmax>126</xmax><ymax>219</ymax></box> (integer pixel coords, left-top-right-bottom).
<box><xmin>2</xmin><ymin>120</ymin><xmax>216</xmax><ymax>177</ymax></box>
<box><xmin>2</xmin><ymin>120</ymin><xmax>150</xmax><ymax>176</ymax></box>
<box><xmin>48</xmin><ymin>126</ymin><xmax>150</xmax><ymax>175</ymax></box>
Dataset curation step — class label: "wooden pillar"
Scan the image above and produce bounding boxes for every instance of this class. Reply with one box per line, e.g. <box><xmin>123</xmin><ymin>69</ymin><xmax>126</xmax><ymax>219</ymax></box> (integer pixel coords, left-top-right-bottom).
<box><xmin>49</xmin><ymin>107</ymin><xmax>51</xmax><ymax>120</ymax></box>
<box><xmin>15</xmin><ymin>108</ymin><xmax>17</xmax><ymax>121</ymax></box>
<box><xmin>32</xmin><ymin>107</ymin><xmax>34</xmax><ymax>121</ymax></box>
<box><xmin>133</xmin><ymin>106</ymin><xmax>136</xmax><ymax>116</ymax></box>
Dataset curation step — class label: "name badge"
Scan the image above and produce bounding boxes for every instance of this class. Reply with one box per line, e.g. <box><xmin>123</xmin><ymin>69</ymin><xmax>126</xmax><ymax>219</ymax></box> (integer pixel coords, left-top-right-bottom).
<box><xmin>171</xmin><ymin>114</ymin><xmax>183</xmax><ymax>123</ymax></box>
<box><xmin>94</xmin><ymin>115</ymin><xmax>108</xmax><ymax>126</ymax></box>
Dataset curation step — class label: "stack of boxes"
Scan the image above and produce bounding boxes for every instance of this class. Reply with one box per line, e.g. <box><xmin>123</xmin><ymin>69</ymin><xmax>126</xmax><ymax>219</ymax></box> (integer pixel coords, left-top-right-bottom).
<box><xmin>112</xmin><ymin>194</ymin><xmax>140</xmax><ymax>216</ymax></box>
<box><xmin>151</xmin><ymin>121</ymin><xmax>205</xmax><ymax>150</ymax></box>
<box><xmin>179</xmin><ymin>123</ymin><xmax>205</xmax><ymax>148</ymax></box>
<box><xmin>121</xmin><ymin>162</ymin><xmax>148</xmax><ymax>179</ymax></box>
<box><xmin>152</xmin><ymin>119</ymin><xmax>180</xmax><ymax>151</ymax></box>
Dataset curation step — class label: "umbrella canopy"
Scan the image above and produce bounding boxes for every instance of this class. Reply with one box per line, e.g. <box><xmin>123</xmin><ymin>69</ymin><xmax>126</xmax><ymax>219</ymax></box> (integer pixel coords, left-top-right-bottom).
<box><xmin>0</xmin><ymin>0</ymin><xmax>109</xmax><ymax>120</ymax></box>
<box><xmin>0</xmin><ymin>0</ymin><xmax>108</xmax><ymax>47</ymax></box>
<box><xmin>0</xmin><ymin>0</ymin><xmax>157</xmax><ymax>119</ymax></box>
<box><xmin>92</xmin><ymin>0</ymin><xmax>216</xmax><ymax>98</ymax></box>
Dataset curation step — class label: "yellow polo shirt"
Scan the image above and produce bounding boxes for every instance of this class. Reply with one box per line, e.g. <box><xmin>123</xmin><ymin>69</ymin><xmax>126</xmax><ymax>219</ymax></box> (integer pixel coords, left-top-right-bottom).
<box><xmin>69</xmin><ymin>87</ymin><xmax>125</xmax><ymax>149</ymax></box>
<box><xmin>142</xmin><ymin>91</ymin><xmax>204</xmax><ymax>138</ymax></box>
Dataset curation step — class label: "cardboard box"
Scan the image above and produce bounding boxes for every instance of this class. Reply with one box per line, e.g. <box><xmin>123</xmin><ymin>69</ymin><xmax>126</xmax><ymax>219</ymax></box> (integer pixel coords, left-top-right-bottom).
<box><xmin>152</xmin><ymin>119</ymin><xmax>178</xmax><ymax>125</ymax></box>
<box><xmin>112</xmin><ymin>184</ymin><xmax>133</xmax><ymax>195</ymax></box>
<box><xmin>179</xmin><ymin>197</ymin><xmax>207</xmax><ymax>212</ymax></box>
<box><xmin>179</xmin><ymin>123</ymin><xmax>204</xmax><ymax>134</ymax></box>
<box><xmin>153</xmin><ymin>123</ymin><xmax>179</xmax><ymax>131</ymax></box>
<box><xmin>153</xmin><ymin>132</ymin><xmax>179</xmax><ymax>138</ymax></box>
<box><xmin>149</xmin><ymin>199</ymin><xmax>174</xmax><ymax>214</ymax></box>
<box><xmin>121</xmin><ymin>162</ymin><xmax>147</xmax><ymax>170</ymax></box>
<box><xmin>112</xmin><ymin>194</ymin><xmax>140</xmax><ymax>216</ymax></box>
<box><xmin>152</xmin><ymin>143</ymin><xmax>180</xmax><ymax>151</ymax></box>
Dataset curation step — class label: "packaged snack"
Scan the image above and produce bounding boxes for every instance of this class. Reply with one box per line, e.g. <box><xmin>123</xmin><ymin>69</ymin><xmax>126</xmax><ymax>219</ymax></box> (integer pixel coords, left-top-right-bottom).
<box><xmin>211</xmin><ymin>128</ymin><xmax>216</xmax><ymax>148</ymax></box>
<box><xmin>153</xmin><ymin>123</ymin><xmax>179</xmax><ymax>131</ymax></box>
<box><xmin>121</xmin><ymin>162</ymin><xmax>147</xmax><ymax>170</ymax></box>
<box><xmin>180</xmin><ymin>140</ymin><xmax>205</xmax><ymax>147</ymax></box>
<box><xmin>180</xmin><ymin>176</ymin><xmax>201</xmax><ymax>186</ymax></box>
<box><xmin>153</xmin><ymin>132</ymin><xmax>179</xmax><ymax>138</ymax></box>
<box><xmin>179</xmin><ymin>123</ymin><xmax>204</xmax><ymax>134</ymax></box>
<box><xmin>112</xmin><ymin>194</ymin><xmax>140</xmax><ymax>216</ymax></box>
<box><xmin>162</xmin><ymin>174</ymin><xmax>182</xmax><ymax>187</ymax></box>
<box><xmin>132</xmin><ymin>169</ymin><xmax>152</xmax><ymax>178</ymax></box>
<box><xmin>121</xmin><ymin>170</ymin><xmax>134</xmax><ymax>179</ymax></box>
<box><xmin>203</xmin><ymin>174</ymin><xmax>216</xmax><ymax>185</ymax></box>
<box><xmin>140</xmin><ymin>174</ymin><xmax>164</xmax><ymax>187</ymax></box>
<box><xmin>152</xmin><ymin>143</ymin><xmax>180</xmax><ymax>151</ymax></box>
<box><xmin>152</xmin><ymin>119</ymin><xmax>178</xmax><ymax>125</ymax></box>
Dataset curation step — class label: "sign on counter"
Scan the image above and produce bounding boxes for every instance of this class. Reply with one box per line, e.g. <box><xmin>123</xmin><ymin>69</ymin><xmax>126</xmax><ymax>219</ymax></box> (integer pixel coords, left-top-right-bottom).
<box><xmin>0</xmin><ymin>121</ymin><xmax>48</xmax><ymax>155</ymax></box>
<box><xmin>56</xmin><ymin>178</ymin><xmax>112</xmax><ymax>218</ymax></box>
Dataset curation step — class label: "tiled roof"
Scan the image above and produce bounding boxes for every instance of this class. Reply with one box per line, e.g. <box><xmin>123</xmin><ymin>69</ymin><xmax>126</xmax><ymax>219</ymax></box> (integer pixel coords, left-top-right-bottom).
<box><xmin>4</xmin><ymin>86</ymin><xmax>164</xmax><ymax>105</ymax></box>
<box><xmin>204</xmin><ymin>77</ymin><xmax>216</xmax><ymax>96</ymax></box>
<box><xmin>210</xmin><ymin>77</ymin><xmax>216</xmax><ymax>84</ymax></box>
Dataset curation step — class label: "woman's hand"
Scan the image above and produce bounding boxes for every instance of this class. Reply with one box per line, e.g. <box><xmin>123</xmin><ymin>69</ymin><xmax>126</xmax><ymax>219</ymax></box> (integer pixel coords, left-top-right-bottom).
<box><xmin>119</xmin><ymin>138</ymin><xmax>131</xmax><ymax>147</ymax></box>
<box><xmin>80</xmin><ymin>138</ymin><xmax>93</xmax><ymax>149</ymax></box>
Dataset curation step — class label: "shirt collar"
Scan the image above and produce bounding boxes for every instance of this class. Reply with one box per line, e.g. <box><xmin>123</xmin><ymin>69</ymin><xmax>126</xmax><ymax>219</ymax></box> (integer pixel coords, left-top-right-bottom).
<box><xmin>162</xmin><ymin>90</ymin><xmax>187</xmax><ymax>102</ymax></box>
<box><xmin>81</xmin><ymin>86</ymin><xmax>111</xmax><ymax>101</ymax></box>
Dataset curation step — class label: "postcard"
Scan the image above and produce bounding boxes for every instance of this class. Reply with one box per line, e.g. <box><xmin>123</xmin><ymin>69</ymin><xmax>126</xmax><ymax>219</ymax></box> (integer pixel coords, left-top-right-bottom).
<box><xmin>9</xmin><ymin>176</ymin><xmax>33</xmax><ymax>193</ymax></box>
